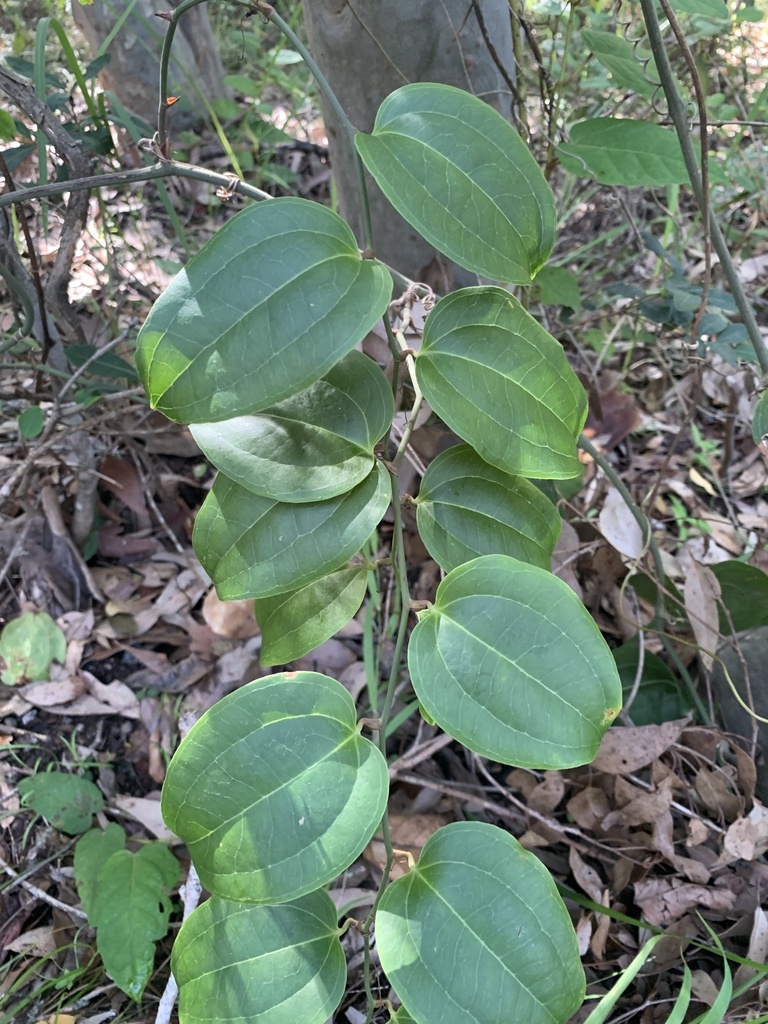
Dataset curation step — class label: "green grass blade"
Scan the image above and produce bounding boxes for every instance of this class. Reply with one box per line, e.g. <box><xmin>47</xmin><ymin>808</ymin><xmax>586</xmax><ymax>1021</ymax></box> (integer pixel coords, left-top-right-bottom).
<box><xmin>48</xmin><ymin>18</ymin><xmax>100</xmax><ymax>123</ymax></box>
<box><xmin>583</xmin><ymin>935</ymin><xmax>665</xmax><ymax>1024</ymax></box>
<box><xmin>664</xmin><ymin>964</ymin><xmax>692</xmax><ymax>1024</ymax></box>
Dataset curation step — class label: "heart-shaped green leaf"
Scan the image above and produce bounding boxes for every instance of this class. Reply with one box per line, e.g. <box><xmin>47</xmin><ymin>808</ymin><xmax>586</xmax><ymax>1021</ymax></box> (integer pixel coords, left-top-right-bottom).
<box><xmin>257</xmin><ymin>565</ymin><xmax>369</xmax><ymax>665</ymax></box>
<box><xmin>161</xmin><ymin>672</ymin><xmax>389</xmax><ymax>903</ymax></box>
<box><xmin>194</xmin><ymin>461</ymin><xmax>389</xmax><ymax>600</ymax></box>
<box><xmin>416</xmin><ymin>288</ymin><xmax>587</xmax><ymax>480</ymax></box>
<box><xmin>190</xmin><ymin>351</ymin><xmax>394</xmax><ymax>503</ymax></box>
<box><xmin>408</xmin><ymin>555</ymin><xmax>622</xmax><ymax>768</ymax></box>
<box><xmin>173</xmin><ymin>892</ymin><xmax>345</xmax><ymax>1024</ymax></box>
<box><xmin>74</xmin><ymin>824</ymin><xmax>127</xmax><ymax>918</ymax></box>
<box><xmin>136</xmin><ymin>197</ymin><xmax>391</xmax><ymax>424</ymax></box>
<box><xmin>416</xmin><ymin>444</ymin><xmax>561</xmax><ymax>571</ymax></box>
<box><xmin>355</xmin><ymin>83</ymin><xmax>555</xmax><ymax>284</ymax></box>
<box><xmin>377</xmin><ymin>821</ymin><xmax>585</xmax><ymax>1024</ymax></box>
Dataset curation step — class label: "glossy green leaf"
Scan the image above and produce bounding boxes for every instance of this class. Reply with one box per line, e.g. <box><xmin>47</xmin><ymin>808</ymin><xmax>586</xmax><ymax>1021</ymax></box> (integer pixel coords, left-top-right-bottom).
<box><xmin>194</xmin><ymin>461</ymin><xmax>389</xmax><ymax>600</ymax></box>
<box><xmin>416</xmin><ymin>288</ymin><xmax>587</xmax><ymax>480</ymax></box>
<box><xmin>161</xmin><ymin>672</ymin><xmax>389</xmax><ymax>903</ymax></box>
<box><xmin>582</xmin><ymin>29</ymin><xmax>657</xmax><ymax>97</ymax></box>
<box><xmin>173</xmin><ymin>892</ymin><xmax>345</xmax><ymax>1024</ymax></box>
<box><xmin>18</xmin><ymin>406</ymin><xmax>45</xmax><ymax>438</ymax></box>
<box><xmin>533</xmin><ymin>265</ymin><xmax>582</xmax><ymax>310</ymax></box>
<box><xmin>190</xmin><ymin>351</ymin><xmax>394</xmax><ymax>503</ymax></box>
<box><xmin>91</xmin><ymin>844</ymin><xmax>179</xmax><ymax>1001</ymax></box>
<box><xmin>74</xmin><ymin>824</ymin><xmax>127</xmax><ymax>918</ymax></box>
<box><xmin>136</xmin><ymin>198</ymin><xmax>391</xmax><ymax>424</ymax></box>
<box><xmin>18</xmin><ymin>772</ymin><xmax>104</xmax><ymax>834</ymax></box>
<box><xmin>257</xmin><ymin>565</ymin><xmax>369</xmax><ymax>665</ymax></box>
<box><xmin>416</xmin><ymin>445</ymin><xmax>561</xmax><ymax>571</ymax></box>
<box><xmin>390</xmin><ymin>1009</ymin><xmax>418</xmax><ymax>1024</ymax></box>
<box><xmin>408</xmin><ymin>555</ymin><xmax>622</xmax><ymax>768</ymax></box>
<box><xmin>0</xmin><ymin>110</ymin><xmax>17</xmax><ymax>141</ymax></box>
<box><xmin>752</xmin><ymin>390</ymin><xmax>768</xmax><ymax>443</ymax></box>
<box><xmin>559</xmin><ymin>118</ymin><xmax>726</xmax><ymax>187</ymax></box>
<box><xmin>377</xmin><ymin>821</ymin><xmax>585</xmax><ymax>1024</ymax></box>
<box><xmin>613</xmin><ymin>641</ymin><xmax>687</xmax><ymax>726</ymax></box>
<box><xmin>356</xmin><ymin>83</ymin><xmax>555</xmax><ymax>284</ymax></box>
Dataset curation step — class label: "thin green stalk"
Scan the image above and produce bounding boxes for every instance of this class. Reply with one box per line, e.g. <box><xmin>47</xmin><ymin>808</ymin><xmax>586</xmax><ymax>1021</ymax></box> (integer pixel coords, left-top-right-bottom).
<box><xmin>638</xmin><ymin>0</ymin><xmax>768</xmax><ymax>375</ymax></box>
<box><xmin>266</xmin><ymin>5</ymin><xmax>374</xmax><ymax>251</ymax></box>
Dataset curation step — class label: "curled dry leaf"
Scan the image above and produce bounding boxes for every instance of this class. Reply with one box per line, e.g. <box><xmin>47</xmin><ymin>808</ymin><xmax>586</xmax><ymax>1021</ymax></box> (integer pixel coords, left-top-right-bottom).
<box><xmin>527</xmin><ymin>771</ymin><xmax>565</xmax><ymax>814</ymax></box>
<box><xmin>634</xmin><ymin>877</ymin><xmax>736</xmax><ymax>926</ymax></box>
<box><xmin>566</xmin><ymin>786</ymin><xmax>611</xmax><ymax>830</ymax></box>
<box><xmin>202</xmin><ymin>588</ymin><xmax>259</xmax><ymax>639</ymax></box>
<box><xmin>112</xmin><ymin>795</ymin><xmax>178</xmax><ymax>842</ymax></box>
<box><xmin>365</xmin><ymin>813</ymin><xmax>449</xmax><ymax>878</ymax></box>
<box><xmin>717</xmin><ymin>801</ymin><xmax>768</xmax><ymax>864</ymax></box>
<box><xmin>695</xmin><ymin>766</ymin><xmax>742</xmax><ymax>821</ymax></box>
<box><xmin>568</xmin><ymin>847</ymin><xmax>604</xmax><ymax>904</ymax></box>
<box><xmin>592</xmin><ymin>718</ymin><xmax>690</xmax><ymax>774</ymax></box>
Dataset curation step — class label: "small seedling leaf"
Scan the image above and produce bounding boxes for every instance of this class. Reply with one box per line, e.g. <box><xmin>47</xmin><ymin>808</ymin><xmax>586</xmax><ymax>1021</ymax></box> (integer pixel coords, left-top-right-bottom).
<box><xmin>256</xmin><ymin>565</ymin><xmax>369</xmax><ymax>665</ymax></box>
<box><xmin>17</xmin><ymin>407</ymin><xmax>45</xmax><ymax>438</ymax></box>
<box><xmin>136</xmin><ymin>198</ymin><xmax>391</xmax><ymax>424</ymax></box>
<box><xmin>193</xmin><ymin>462</ymin><xmax>389</xmax><ymax>600</ymax></box>
<box><xmin>356</xmin><ymin>83</ymin><xmax>555</xmax><ymax>284</ymax></box>
<box><xmin>91</xmin><ymin>844</ymin><xmax>180</xmax><ymax>1001</ymax></box>
<box><xmin>377</xmin><ymin>822</ymin><xmax>585</xmax><ymax>1024</ymax></box>
<box><xmin>191</xmin><ymin>351</ymin><xmax>393</xmax><ymax>503</ymax></box>
<box><xmin>408</xmin><ymin>555</ymin><xmax>622</xmax><ymax>768</ymax></box>
<box><xmin>416</xmin><ymin>288</ymin><xmax>587</xmax><ymax>480</ymax></box>
<box><xmin>161</xmin><ymin>673</ymin><xmax>389</xmax><ymax>903</ymax></box>
<box><xmin>752</xmin><ymin>391</ymin><xmax>768</xmax><ymax>444</ymax></box>
<box><xmin>173</xmin><ymin>892</ymin><xmax>345</xmax><ymax>1024</ymax></box>
<box><xmin>416</xmin><ymin>444</ymin><xmax>561</xmax><ymax>571</ymax></box>
<box><xmin>18</xmin><ymin>772</ymin><xmax>104</xmax><ymax>835</ymax></box>
<box><xmin>0</xmin><ymin>611</ymin><xmax>66</xmax><ymax>685</ymax></box>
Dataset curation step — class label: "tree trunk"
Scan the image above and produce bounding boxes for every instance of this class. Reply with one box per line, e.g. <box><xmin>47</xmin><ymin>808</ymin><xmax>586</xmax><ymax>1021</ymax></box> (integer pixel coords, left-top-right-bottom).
<box><xmin>72</xmin><ymin>0</ymin><xmax>229</xmax><ymax>132</ymax></box>
<box><xmin>303</xmin><ymin>0</ymin><xmax>516</xmax><ymax>286</ymax></box>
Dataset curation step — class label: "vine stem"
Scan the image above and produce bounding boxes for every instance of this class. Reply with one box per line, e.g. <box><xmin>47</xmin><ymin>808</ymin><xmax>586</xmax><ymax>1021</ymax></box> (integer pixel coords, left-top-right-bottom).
<box><xmin>637</xmin><ymin>0</ymin><xmax>768</xmax><ymax>375</ymax></box>
<box><xmin>578</xmin><ymin>434</ymin><xmax>709</xmax><ymax>721</ymax></box>
<box><xmin>0</xmin><ymin>160</ymin><xmax>272</xmax><ymax>211</ymax></box>
<box><xmin>265</xmin><ymin>5</ymin><xmax>375</xmax><ymax>252</ymax></box>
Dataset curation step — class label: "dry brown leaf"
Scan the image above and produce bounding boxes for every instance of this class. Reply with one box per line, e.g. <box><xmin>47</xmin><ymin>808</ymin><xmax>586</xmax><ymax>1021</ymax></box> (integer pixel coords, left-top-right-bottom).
<box><xmin>686</xmin><ymin>818</ymin><xmax>710</xmax><ymax>847</ymax></box>
<box><xmin>99</xmin><ymin>455</ymin><xmax>151</xmax><ymax>525</ymax></box>
<box><xmin>634</xmin><ymin>877</ymin><xmax>736</xmax><ymax>926</ymax></box>
<box><xmin>0</xmin><ymin>763</ymin><xmax>18</xmax><ymax>829</ymax></box>
<box><xmin>734</xmin><ymin>745</ymin><xmax>757</xmax><ymax>802</ymax></box>
<box><xmin>38</xmin><ymin>672</ymin><xmax>140</xmax><ymax>719</ymax></box>
<box><xmin>365</xmin><ymin>812</ymin><xmax>449</xmax><ymax>878</ymax></box>
<box><xmin>690</xmin><ymin>970</ymin><xmax>722</xmax><ymax>1007</ymax></box>
<box><xmin>599</xmin><ymin>485</ymin><xmax>645</xmax><ymax>560</ymax></box>
<box><xmin>603</xmin><ymin>781</ymin><xmax>673</xmax><ymax>829</ymax></box>
<box><xmin>569</xmin><ymin>847</ymin><xmax>604</xmax><ymax>903</ymax></box>
<box><xmin>679</xmin><ymin>546</ymin><xmax>721</xmax><ymax>669</ymax></box>
<box><xmin>592</xmin><ymin>718</ymin><xmax>689</xmax><ymax>774</ymax></box>
<box><xmin>652</xmin><ymin>808</ymin><xmax>710</xmax><ymax>883</ymax></box>
<box><xmin>113</xmin><ymin>795</ymin><xmax>178</xmax><ymax>841</ymax></box>
<box><xmin>695</xmin><ymin>767</ymin><xmax>741</xmax><ymax>821</ymax></box>
<box><xmin>34</xmin><ymin>1015</ymin><xmax>78</xmax><ymax>1024</ymax></box>
<box><xmin>591</xmin><ymin>891</ymin><xmax>612</xmax><ymax>960</ymax></box>
<box><xmin>566</xmin><ymin>786</ymin><xmax>610</xmax><ymax>830</ymax></box>
<box><xmin>20</xmin><ymin>676</ymin><xmax>83</xmax><ymax>708</ymax></box>
<box><xmin>717</xmin><ymin>801</ymin><xmax>768</xmax><ymax>864</ymax></box>
<box><xmin>551</xmin><ymin>520</ymin><xmax>583</xmax><ymax>599</ymax></box>
<box><xmin>293</xmin><ymin>638</ymin><xmax>356</xmax><ymax>675</ymax></box>
<box><xmin>202</xmin><ymin>588</ymin><xmax>259</xmax><ymax>639</ymax></box>
<box><xmin>6</xmin><ymin>925</ymin><xmax>57</xmax><ymax>956</ymax></box>
<box><xmin>575</xmin><ymin>913</ymin><xmax>592</xmax><ymax>956</ymax></box>
<box><xmin>734</xmin><ymin>907</ymin><xmax>768</xmax><ymax>990</ymax></box>
<box><xmin>517</xmin><ymin>830</ymin><xmax>552</xmax><ymax>849</ymax></box>
<box><xmin>527</xmin><ymin>771</ymin><xmax>565</xmax><ymax>814</ymax></box>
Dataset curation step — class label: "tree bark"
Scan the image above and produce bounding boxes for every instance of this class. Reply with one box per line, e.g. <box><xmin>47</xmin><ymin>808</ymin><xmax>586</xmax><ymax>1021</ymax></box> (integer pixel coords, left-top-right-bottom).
<box><xmin>72</xmin><ymin>0</ymin><xmax>229</xmax><ymax>131</ymax></box>
<box><xmin>303</xmin><ymin>0</ymin><xmax>516</xmax><ymax>286</ymax></box>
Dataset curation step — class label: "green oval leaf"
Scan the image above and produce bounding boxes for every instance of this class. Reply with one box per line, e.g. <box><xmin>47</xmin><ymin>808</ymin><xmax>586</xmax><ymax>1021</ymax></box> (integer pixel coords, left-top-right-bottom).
<box><xmin>190</xmin><ymin>351</ymin><xmax>394</xmax><ymax>502</ymax></box>
<box><xmin>161</xmin><ymin>672</ymin><xmax>389</xmax><ymax>902</ymax></box>
<box><xmin>408</xmin><ymin>555</ymin><xmax>622</xmax><ymax>768</ymax></box>
<box><xmin>558</xmin><ymin>118</ymin><xmax>726</xmax><ymax>187</ymax></box>
<box><xmin>377</xmin><ymin>821</ymin><xmax>585</xmax><ymax>1024</ymax></box>
<box><xmin>416</xmin><ymin>444</ymin><xmax>561</xmax><ymax>571</ymax></box>
<box><xmin>0</xmin><ymin>610</ymin><xmax>66</xmax><ymax>685</ymax></box>
<box><xmin>581</xmin><ymin>29</ymin><xmax>657</xmax><ymax>97</ymax></box>
<box><xmin>416</xmin><ymin>288</ymin><xmax>587</xmax><ymax>480</ymax></box>
<box><xmin>173</xmin><ymin>892</ymin><xmax>345</xmax><ymax>1024</ymax></box>
<box><xmin>356</xmin><ymin>83</ymin><xmax>555</xmax><ymax>284</ymax></box>
<box><xmin>257</xmin><ymin>565</ymin><xmax>369</xmax><ymax>665</ymax></box>
<box><xmin>136</xmin><ymin>197</ymin><xmax>392</xmax><ymax>424</ymax></box>
<box><xmin>18</xmin><ymin>772</ymin><xmax>104</xmax><ymax>834</ymax></box>
<box><xmin>74</xmin><ymin>824</ymin><xmax>127</xmax><ymax>919</ymax></box>
<box><xmin>194</xmin><ymin>461</ymin><xmax>389</xmax><ymax>600</ymax></box>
